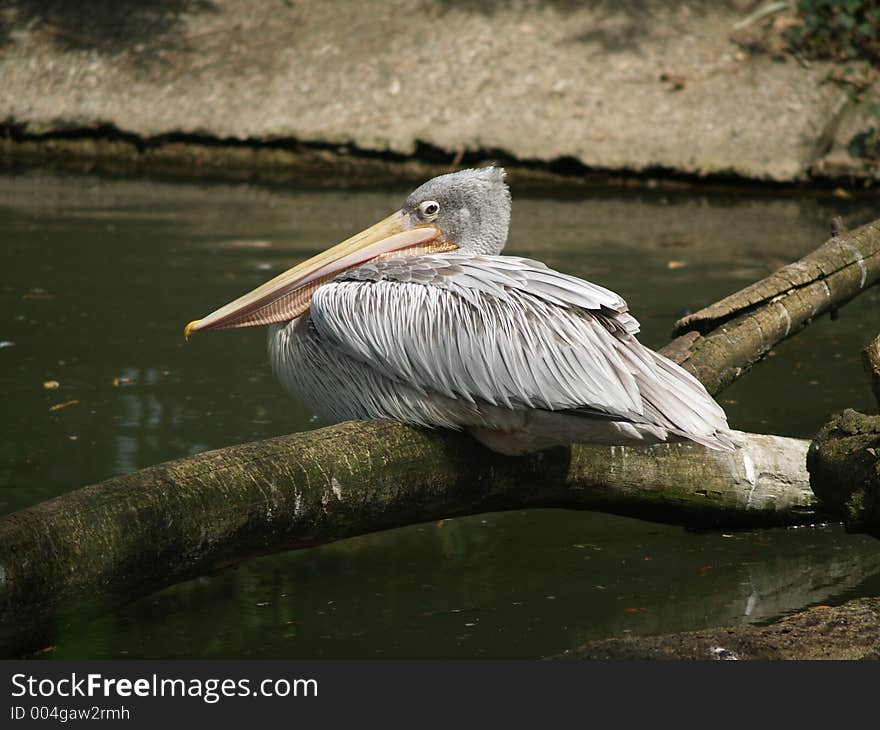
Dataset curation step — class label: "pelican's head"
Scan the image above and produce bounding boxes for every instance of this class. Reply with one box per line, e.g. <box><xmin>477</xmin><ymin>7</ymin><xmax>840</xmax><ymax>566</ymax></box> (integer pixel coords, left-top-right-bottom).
<box><xmin>402</xmin><ymin>166</ymin><xmax>510</xmax><ymax>256</ymax></box>
<box><xmin>184</xmin><ymin>166</ymin><xmax>511</xmax><ymax>337</ymax></box>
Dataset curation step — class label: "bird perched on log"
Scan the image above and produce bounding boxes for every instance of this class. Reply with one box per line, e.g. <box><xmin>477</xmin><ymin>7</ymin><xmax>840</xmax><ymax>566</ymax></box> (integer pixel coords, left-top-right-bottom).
<box><xmin>185</xmin><ymin>167</ymin><xmax>734</xmax><ymax>454</ymax></box>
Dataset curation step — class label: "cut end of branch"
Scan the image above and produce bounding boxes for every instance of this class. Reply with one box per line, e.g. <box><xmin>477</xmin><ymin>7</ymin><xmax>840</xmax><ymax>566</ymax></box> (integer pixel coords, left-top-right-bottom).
<box><xmin>657</xmin><ymin>331</ymin><xmax>701</xmax><ymax>366</ymax></box>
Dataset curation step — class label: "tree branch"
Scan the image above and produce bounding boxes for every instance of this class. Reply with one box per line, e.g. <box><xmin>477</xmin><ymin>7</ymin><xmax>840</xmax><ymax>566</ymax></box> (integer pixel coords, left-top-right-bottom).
<box><xmin>0</xmin><ymin>424</ymin><xmax>813</xmax><ymax>652</ymax></box>
<box><xmin>660</xmin><ymin>219</ymin><xmax>880</xmax><ymax>393</ymax></box>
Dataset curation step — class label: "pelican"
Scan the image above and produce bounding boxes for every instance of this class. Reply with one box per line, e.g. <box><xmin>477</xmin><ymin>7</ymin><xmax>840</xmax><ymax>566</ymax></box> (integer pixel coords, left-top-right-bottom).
<box><xmin>185</xmin><ymin>167</ymin><xmax>733</xmax><ymax>454</ymax></box>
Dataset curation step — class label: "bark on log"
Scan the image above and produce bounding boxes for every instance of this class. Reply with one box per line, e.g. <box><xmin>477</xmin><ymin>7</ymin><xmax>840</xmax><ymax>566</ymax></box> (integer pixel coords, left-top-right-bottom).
<box><xmin>0</xmin><ymin>423</ymin><xmax>813</xmax><ymax>652</ymax></box>
<box><xmin>806</xmin><ymin>329</ymin><xmax>880</xmax><ymax>533</ymax></box>
<box><xmin>808</xmin><ymin>409</ymin><xmax>880</xmax><ymax>536</ymax></box>
<box><xmin>661</xmin><ymin>219</ymin><xmax>880</xmax><ymax>392</ymax></box>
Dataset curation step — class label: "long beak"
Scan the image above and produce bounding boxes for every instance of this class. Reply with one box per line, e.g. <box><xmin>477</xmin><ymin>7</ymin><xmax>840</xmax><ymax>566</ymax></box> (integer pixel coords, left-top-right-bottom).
<box><xmin>184</xmin><ymin>210</ymin><xmax>448</xmax><ymax>337</ymax></box>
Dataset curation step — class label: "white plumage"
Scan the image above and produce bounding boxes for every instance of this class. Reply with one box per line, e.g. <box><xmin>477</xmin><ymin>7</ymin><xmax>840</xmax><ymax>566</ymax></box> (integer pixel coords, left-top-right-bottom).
<box><xmin>269</xmin><ymin>253</ymin><xmax>733</xmax><ymax>454</ymax></box>
<box><xmin>189</xmin><ymin>166</ymin><xmax>734</xmax><ymax>454</ymax></box>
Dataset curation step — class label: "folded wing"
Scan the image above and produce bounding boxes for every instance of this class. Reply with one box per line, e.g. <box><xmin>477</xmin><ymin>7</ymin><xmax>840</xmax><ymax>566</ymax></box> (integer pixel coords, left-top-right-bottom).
<box><xmin>310</xmin><ymin>254</ymin><xmax>731</xmax><ymax>448</ymax></box>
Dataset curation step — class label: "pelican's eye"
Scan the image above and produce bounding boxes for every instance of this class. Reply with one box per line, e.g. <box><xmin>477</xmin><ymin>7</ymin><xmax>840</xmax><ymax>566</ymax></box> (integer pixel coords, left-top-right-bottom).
<box><xmin>418</xmin><ymin>200</ymin><xmax>440</xmax><ymax>220</ymax></box>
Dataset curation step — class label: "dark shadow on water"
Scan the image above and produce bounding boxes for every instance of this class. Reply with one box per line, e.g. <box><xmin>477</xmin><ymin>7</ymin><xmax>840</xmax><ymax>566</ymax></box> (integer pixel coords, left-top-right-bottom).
<box><xmin>0</xmin><ymin>0</ymin><xmax>217</xmax><ymax>54</ymax></box>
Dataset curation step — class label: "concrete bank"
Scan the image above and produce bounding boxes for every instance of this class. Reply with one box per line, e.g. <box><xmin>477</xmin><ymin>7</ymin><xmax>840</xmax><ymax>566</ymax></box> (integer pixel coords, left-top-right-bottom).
<box><xmin>1</xmin><ymin>1</ymin><xmax>878</xmax><ymax>184</ymax></box>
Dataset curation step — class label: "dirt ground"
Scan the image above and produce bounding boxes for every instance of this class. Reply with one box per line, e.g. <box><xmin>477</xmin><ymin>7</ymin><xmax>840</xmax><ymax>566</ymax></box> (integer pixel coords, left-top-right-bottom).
<box><xmin>0</xmin><ymin>0</ymin><xmax>877</xmax><ymax>183</ymax></box>
<box><xmin>562</xmin><ymin>598</ymin><xmax>880</xmax><ymax>660</ymax></box>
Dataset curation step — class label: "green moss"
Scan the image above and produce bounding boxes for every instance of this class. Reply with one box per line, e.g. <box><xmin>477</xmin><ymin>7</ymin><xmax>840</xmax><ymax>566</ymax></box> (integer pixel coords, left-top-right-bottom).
<box><xmin>809</xmin><ymin>409</ymin><xmax>880</xmax><ymax>533</ymax></box>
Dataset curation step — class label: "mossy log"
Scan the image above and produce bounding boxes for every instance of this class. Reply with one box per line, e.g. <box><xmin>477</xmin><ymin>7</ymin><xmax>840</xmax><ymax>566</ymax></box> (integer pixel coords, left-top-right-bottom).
<box><xmin>808</xmin><ymin>409</ymin><xmax>880</xmax><ymax>535</ymax></box>
<box><xmin>664</xmin><ymin>219</ymin><xmax>880</xmax><ymax>392</ymax></box>
<box><xmin>0</xmin><ymin>423</ymin><xmax>812</xmax><ymax>652</ymax></box>
<box><xmin>864</xmin><ymin>334</ymin><xmax>880</xmax><ymax>408</ymax></box>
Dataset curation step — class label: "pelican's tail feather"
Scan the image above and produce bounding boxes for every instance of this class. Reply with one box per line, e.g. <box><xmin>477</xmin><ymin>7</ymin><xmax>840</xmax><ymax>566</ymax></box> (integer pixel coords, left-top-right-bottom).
<box><xmin>632</xmin><ymin>344</ymin><xmax>736</xmax><ymax>452</ymax></box>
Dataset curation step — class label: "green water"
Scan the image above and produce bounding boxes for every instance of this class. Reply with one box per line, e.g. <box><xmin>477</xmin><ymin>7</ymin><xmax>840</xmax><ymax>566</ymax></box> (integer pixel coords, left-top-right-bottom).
<box><xmin>1</xmin><ymin>170</ymin><xmax>879</xmax><ymax>658</ymax></box>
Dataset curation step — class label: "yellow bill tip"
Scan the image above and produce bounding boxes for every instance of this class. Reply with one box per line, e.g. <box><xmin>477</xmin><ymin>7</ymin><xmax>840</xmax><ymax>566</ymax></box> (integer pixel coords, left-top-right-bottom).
<box><xmin>183</xmin><ymin>320</ymin><xmax>201</xmax><ymax>341</ymax></box>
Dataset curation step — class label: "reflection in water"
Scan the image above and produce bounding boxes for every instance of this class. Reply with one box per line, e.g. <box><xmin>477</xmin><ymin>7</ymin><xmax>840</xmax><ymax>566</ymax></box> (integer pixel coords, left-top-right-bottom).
<box><xmin>1</xmin><ymin>171</ymin><xmax>879</xmax><ymax>658</ymax></box>
<box><xmin>51</xmin><ymin>511</ymin><xmax>880</xmax><ymax>659</ymax></box>
<box><xmin>113</xmin><ymin>367</ymin><xmax>192</xmax><ymax>475</ymax></box>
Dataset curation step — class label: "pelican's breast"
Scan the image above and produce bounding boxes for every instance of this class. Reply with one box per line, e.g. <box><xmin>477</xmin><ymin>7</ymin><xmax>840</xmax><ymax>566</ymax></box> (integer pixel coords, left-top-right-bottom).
<box><xmin>267</xmin><ymin>310</ymin><xmax>483</xmax><ymax>430</ymax></box>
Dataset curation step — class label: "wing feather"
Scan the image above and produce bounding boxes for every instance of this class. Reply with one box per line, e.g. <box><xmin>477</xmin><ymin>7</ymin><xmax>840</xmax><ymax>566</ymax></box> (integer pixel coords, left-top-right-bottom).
<box><xmin>312</xmin><ymin>254</ymin><xmax>730</xmax><ymax>443</ymax></box>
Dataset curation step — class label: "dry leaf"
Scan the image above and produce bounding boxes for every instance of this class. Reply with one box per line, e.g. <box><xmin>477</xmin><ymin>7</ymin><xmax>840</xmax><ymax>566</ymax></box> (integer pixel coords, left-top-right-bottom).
<box><xmin>49</xmin><ymin>399</ymin><xmax>79</xmax><ymax>412</ymax></box>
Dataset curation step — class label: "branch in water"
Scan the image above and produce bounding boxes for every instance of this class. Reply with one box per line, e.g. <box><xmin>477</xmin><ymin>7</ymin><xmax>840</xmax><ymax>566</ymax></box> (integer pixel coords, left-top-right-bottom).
<box><xmin>662</xmin><ymin>219</ymin><xmax>880</xmax><ymax>394</ymax></box>
<box><xmin>0</xmin><ymin>422</ymin><xmax>813</xmax><ymax>654</ymax></box>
